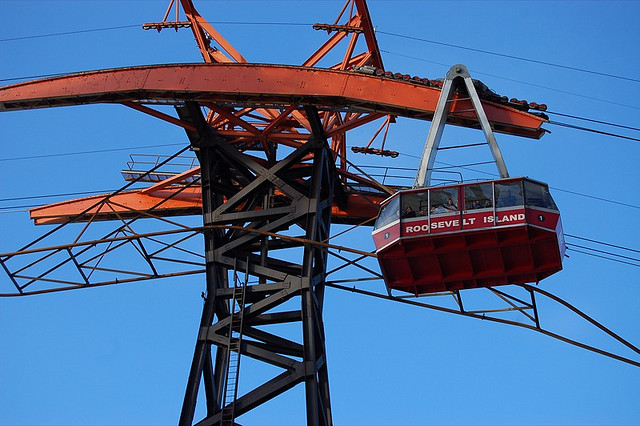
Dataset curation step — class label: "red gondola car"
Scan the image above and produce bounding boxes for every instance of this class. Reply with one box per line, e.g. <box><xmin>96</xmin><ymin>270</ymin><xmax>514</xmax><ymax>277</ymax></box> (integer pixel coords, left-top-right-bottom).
<box><xmin>372</xmin><ymin>177</ymin><xmax>565</xmax><ymax>295</ymax></box>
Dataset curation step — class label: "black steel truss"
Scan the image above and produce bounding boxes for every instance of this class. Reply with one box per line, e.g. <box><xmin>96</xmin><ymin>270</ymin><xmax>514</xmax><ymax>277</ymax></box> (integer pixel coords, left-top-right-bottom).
<box><xmin>176</xmin><ymin>102</ymin><xmax>335</xmax><ymax>425</ymax></box>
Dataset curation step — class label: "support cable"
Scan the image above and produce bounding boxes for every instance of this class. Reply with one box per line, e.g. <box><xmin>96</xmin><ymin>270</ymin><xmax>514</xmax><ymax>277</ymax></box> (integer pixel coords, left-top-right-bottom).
<box><xmin>0</xmin><ymin>143</ymin><xmax>185</xmax><ymax>162</ymax></box>
<box><xmin>394</xmin><ymin>153</ymin><xmax>640</xmax><ymax>210</ymax></box>
<box><xmin>565</xmin><ymin>247</ymin><xmax>640</xmax><ymax>268</ymax></box>
<box><xmin>379</xmin><ymin>50</ymin><xmax>640</xmax><ymax>111</ymax></box>
<box><xmin>565</xmin><ymin>234</ymin><xmax>640</xmax><ymax>253</ymax></box>
<box><xmin>0</xmin><ymin>190</ymin><xmax>119</xmax><ymax>202</ymax></box>
<box><xmin>325</xmin><ymin>282</ymin><xmax>640</xmax><ymax>368</ymax></box>
<box><xmin>376</xmin><ymin>31</ymin><xmax>640</xmax><ymax>84</ymax></box>
<box><xmin>4</xmin><ymin>145</ymin><xmax>192</xmax><ymax>256</ymax></box>
<box><xmin>548</xmin><ymin>121</ymin><xmax>640</xmax><ymax>142</ymax></box>
<box><xmin>566</xmin><ymin>243</ymin><xmax>639</xmax><ymax>262</ymax></box>
<box><xmin>547</xmin><ymin>111</ymin><xmax>640</xmax><ymax>132</ymax></box>
<box><xmin>2</xmin><ymin>22</ymin><xmax>637</xmax><ymax>85</ymax></box>
<box><xmin>0</xmin><ymin>24</ymin><xmax>141</xmax><ymax>42</ymax></box>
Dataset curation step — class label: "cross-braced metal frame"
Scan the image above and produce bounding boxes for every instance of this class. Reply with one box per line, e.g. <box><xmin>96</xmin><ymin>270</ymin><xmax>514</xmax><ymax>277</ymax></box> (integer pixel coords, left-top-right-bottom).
<box><xmin>177</xmin><ymin>102</ymin><xmax>335</xmax><ymax>425</ymax></box>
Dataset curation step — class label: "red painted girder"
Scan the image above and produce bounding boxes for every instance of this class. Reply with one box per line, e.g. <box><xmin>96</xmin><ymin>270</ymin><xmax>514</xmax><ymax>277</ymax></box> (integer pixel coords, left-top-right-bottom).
<box><xmin>29</xmin><ymin>186</ymin><xmax>384</xmax><ymax>225</ymax></box>
<box><xmin>0</xmin><ymin>63</ymin><xmax>546</xmax><ymax>138</ymax></box>
<box><xmin>29</xmin><ymin>188</ymin><xmax>203</xmax><ymax>225</ymax></box>
<box><xmin>353</xmin><ymin>0</ymin><xmax>384</xmax><ymax>69</ymax></box>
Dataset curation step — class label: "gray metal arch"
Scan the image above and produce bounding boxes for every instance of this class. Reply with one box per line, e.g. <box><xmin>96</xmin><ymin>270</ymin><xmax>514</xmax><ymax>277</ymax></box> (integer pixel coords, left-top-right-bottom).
<box><xmin>414</xmin><ymin>64</ymin><xmax>509</xmax><ymax>188</ymax></box>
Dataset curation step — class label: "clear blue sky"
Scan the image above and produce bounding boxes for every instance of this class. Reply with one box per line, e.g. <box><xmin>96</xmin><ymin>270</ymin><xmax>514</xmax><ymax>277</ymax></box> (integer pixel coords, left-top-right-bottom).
<box><xmin>1</xmin><ymin>1</ymin><xmax>639</xmax><ymax>425</ymax></box>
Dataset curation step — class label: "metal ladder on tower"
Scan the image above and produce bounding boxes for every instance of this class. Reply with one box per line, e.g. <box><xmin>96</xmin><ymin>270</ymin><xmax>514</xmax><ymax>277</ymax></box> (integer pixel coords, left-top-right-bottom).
<box><xmin>221</xmin><ymin>262</ymin><xmax>247</xmax><ymax>425</ymax></box>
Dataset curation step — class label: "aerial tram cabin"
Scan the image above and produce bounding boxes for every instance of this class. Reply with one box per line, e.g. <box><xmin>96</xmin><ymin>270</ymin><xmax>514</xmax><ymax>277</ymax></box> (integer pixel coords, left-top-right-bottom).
<box><xmin>371</xmin><ymin>64</ymin><xmax>565</xmax><ymax>295</ymax></box>
<box><xmin>372</xmin><ymin>177</ymin><xmax>565</xmax><ymax>295</ymax></box>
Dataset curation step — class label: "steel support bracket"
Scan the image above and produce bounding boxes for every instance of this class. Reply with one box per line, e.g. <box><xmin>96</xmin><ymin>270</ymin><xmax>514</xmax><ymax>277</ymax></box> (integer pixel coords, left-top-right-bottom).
<box><xmin>414</xmin><ymin>64</ymin><xmax>509</xmax><ymax>188</ymax></box>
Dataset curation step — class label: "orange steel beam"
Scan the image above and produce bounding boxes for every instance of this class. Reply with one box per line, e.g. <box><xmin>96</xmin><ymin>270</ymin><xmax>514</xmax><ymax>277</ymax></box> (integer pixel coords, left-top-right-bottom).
<box><xmin>0</xmin><ymin>62</ymin><xmax>547</xmax><ymax>225</ymax></box>
<box><xmin>122</xmin><ymin>101</ymin><xmax>197</xmax><ymax>132</ymax></box>
<box><xmin>28</xmin><ymin>187</ymin><xmax>203</xmax><ymax>225</ymax></box>
<box><xmin>29</xmin><ymin>185</ymin><xmax>384</xmax><ymax>226</ymax></box>
<box><xmin>140</xmin><ymin>167</ymin><xmax>202</xmax><ymax>194</ymax></box>
<box><xmin>2</xmin><ymin>63</ymin><xmax>547</xmax><ymax>225</ymax></box>
<box><xmin>304</xmin><ymin>15</ymin><xmax>361</xmax><ymax>68</ymax></box>
<box><xmin>305</xmin><ymin>0</ymin><xmax>383</xmax><ymax>70</ymax></box>
<box><xmin>353</xmin><ymin>0</ymin><xmax>384</xmax><ymax>69</ymax></box>
<box><xmin>179</xmin><ymin>0</ymin><xmax>247</xmax><ymax>64</ymax></box>
<box><xmin>0</xmin><ymin>63</ymin><xmax>546</xmax><ymax>139</ymax></box>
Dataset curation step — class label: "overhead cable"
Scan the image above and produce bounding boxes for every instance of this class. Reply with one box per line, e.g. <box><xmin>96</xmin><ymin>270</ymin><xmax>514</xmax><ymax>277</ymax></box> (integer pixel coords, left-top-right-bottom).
<box><xmin>0</xmin><ymin>190</ymin><xmax>119</xmax><ymax>203</ymax></box>
<box><xmin>0</xmin><ymin>203</ymin><xmax>49</xmax><ymax>211</ymax></box>
<box><xmin>0</xmin><ymin>143</ymin><xmax>185</xmax><ymax>162</ymax></box>
<box><xmin>379</xmin><ymin>155</ymin><xmax>640</xmax><ymax>210</ymax></box>
<box><xmin>549</xmin><ymin>187</ymin><xmax>639</xmax><ymax>210</ymax></box>
<box><xmin>564</xmin><ymin>234</ymin><xmax>640</xmax><ymax>254</ymax></box>
<box><xmin>565</xmin><ymin>243</ymin><xmax>639</xmax><ymax>264</ymax></box>
<box><xmin>0</xmin><ymin>72</ymin><xmax>69</xmax><ymax>83</ymax></box>
<box><xmin>377</xmin><ymin>31</ymin><xmax>640</xmax><ymax>84</ymax></box>
<box><xmin>565</xmin><ymin>247</ymin><xmax>640</xmax><ymax>268</ymax></box>
<box><xmin>0</xmin><ymin>21</ymin><xmax>308</xmax><ymax>44</ymax></box>
<box><xmin>380</xmin><ymin>49</ymin><xmax>639</xmax><ymax>111</ymax></box>
<box><xmin>547</xmin><ymin>111</ymin><xmax>640</xmax><ymax>132</ymax></box>
<box><xmin>0</xmin><ymin>24</ymin><xmax>141</xmax><ymax>42</ymax></box>
<box><xmin>548</xmin><ymin>121</ymin><xmax>640</xmax><ymax>142</ymax></box>
<box><xmin>2</xmin><ymin>21</ymin><xmax>636</xmax><ymax>85</ymax></box>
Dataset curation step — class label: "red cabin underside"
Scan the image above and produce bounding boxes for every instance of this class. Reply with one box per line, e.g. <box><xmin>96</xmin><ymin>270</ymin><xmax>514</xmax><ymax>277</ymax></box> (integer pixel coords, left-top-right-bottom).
<box><xmin>377</xmin><ymin>224</ymin><xmax>563</xmax><ymax>294</ymax></box>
